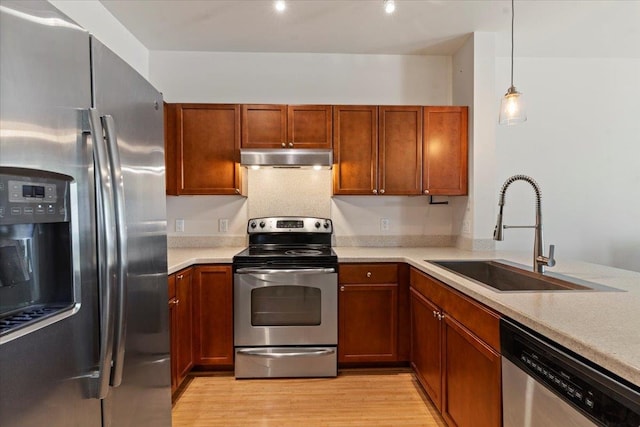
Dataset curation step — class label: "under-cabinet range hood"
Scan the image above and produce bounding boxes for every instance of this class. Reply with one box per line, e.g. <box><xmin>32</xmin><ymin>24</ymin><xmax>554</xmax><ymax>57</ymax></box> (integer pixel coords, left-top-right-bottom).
<box><xmin>240</xmin><ymin>149</ymin><xmax>333</xmax><ymax>169</ymax></box>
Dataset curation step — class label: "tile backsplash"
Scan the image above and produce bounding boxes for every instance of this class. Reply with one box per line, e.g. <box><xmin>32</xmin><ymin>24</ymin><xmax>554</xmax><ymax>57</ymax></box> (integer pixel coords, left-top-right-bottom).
<box><xmin>166</xmin><ymin>168</ymin><xmax>462</xmax><ymax>247</ymax></box>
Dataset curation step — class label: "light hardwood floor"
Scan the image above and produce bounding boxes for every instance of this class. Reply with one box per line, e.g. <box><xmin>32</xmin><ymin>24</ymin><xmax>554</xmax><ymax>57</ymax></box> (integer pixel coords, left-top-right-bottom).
<box><xmin>172</xmin><ymin>369</ymin><xmax>446</xmax><ymax>426</ymax></box>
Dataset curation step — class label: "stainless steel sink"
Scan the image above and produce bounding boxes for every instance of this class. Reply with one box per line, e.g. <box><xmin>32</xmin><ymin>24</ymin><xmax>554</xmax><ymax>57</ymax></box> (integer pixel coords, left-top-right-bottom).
<box><xmin>428</xmin><ymin>260</ymin><xmax>619</xmax><ymax>292</ymax></box>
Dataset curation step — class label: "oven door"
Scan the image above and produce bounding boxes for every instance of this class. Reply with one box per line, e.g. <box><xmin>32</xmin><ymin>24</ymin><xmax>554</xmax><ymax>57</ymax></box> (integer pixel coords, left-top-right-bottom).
<box><xmin>234</xmin><ymin>267</ymin><xmax>337</xmax><ymax>347</ymax></box>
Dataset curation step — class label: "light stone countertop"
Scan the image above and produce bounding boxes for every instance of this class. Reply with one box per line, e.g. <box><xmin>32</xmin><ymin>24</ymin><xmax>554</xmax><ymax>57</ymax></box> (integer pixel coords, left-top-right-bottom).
<box><xmin>167</xmin><ymin>246</ymin><xmax>640</xmax><ymax>387</ymax></box>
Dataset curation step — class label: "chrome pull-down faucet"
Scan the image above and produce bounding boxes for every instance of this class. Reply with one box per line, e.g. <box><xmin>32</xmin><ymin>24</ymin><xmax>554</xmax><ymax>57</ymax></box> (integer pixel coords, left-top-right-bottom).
<box><xmin>493</xmin><ymin>174</ymin><xmax>556</xmax><ymax>273</ymax></box>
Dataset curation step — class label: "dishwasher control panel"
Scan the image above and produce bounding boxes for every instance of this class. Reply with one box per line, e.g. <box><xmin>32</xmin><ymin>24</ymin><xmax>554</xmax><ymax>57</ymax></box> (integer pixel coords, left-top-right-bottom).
<box><xmin>501</xmin><ymin>319</ymin><xmax>640</xmax><ymax>427</ymax></box>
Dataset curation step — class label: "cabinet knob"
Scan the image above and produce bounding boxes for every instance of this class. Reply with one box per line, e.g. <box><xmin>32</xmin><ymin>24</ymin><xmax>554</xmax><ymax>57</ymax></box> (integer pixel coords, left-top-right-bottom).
<box><xmin>380</xmin><ymin>189</ymin><xmax>385</xmax><ymax>194</ymax></box>
<box><xmin>372</xmin><ymin>189</ymin><xmax>378</xmax><ymax>194</ymax></box>
<box><xmin>235</xmin><ymin>188</ymin><xmax>241</xmax><ymax>194</ymax></box>
<box><xmin>424</xmin><ymin>189</ymin><xmax>430</xmax><ymax>195</ymax></box>
<box><xmin>281</xmin><ymin>142</ymin><xmax>286</xmax><ymax>148</ymax></box>
<box><xmin>366</xmin><ymin>272</ymin><xmax>372</xmax><ymax>278</ymax></box>
<box><xmin>289</xmin><ymin>142</ymin><xmax>294</xmax><ymax>148</ymax></box>
<box><xmin>340</xmin><ymin>286</ymin><xmax>345</xmax><ymax>292</ymax></box>
<box><xmin>177</xmin><ymin>274</ymin><xmax>184</xmax><ymax>280</ymax></box>
<box><xmin>433</xmin><ymin>310</ymin><xmax>438</xmax><ymax>318</ymax></box>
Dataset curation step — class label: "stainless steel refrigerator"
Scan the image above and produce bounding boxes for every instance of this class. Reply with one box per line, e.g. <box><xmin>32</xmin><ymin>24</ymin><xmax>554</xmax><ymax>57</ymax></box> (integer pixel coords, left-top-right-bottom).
<box><xmin>0</xmin><ymin>1</ymin><xmax>171</xmax><ymax>426</ymax></box>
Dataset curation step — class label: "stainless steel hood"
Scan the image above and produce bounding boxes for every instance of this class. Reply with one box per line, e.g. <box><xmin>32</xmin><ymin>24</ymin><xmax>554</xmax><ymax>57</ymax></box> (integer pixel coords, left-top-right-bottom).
<box><xmin>240</xmin><ymin>148</ymin><xmax>333</xmax><ymax>169</ymax></box>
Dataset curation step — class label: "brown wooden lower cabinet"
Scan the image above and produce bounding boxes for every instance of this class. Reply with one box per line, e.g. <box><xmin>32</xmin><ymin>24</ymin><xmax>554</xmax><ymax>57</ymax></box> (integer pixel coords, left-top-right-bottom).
<box><xmin>410</xmin><ymin>288</ymin><xmax>443</xmax><ymax>410</ymax></box>
<box><xmin>442</xmin><ymin>315</ymin><xmax>501</xmax><ymax>427</ymax></box>
<box><xmin>170</xmin><ymin>267</ymin><xmax>194</xmax><ymax>393</ymax></box>
<box><xmin>192</xmin><ymin>265</ymin><xmax>234</xmax><ymax>367</ymax></box>
<box><xmin>410</xmin><ymin>267</ymin><xmax>502</xmax><ymax>427</ymax></box>
<box><xmin>338</xmin><ymin>263</ymin><xmax>409</xmax><ymax>364</ymax></box>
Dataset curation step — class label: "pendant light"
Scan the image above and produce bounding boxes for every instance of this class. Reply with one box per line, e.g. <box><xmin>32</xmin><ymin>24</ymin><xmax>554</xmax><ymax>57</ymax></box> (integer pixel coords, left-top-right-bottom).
<box><xmin>499</xmin><ymin>0</ymin><xmax>526</xmax><ymax>125</ymax></box>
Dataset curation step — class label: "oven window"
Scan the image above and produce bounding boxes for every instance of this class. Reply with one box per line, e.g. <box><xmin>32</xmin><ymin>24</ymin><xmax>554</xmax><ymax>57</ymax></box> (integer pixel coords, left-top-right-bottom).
<box><xmin>251</xmin><ymin>285</ymin><xmax>321</xmax><ymax>326</ymax></box>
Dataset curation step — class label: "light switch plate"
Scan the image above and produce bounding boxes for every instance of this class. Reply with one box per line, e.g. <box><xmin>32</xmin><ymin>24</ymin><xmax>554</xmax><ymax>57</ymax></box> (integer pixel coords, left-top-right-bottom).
<box><xmin>175</xmin><ymin>219</ymin><xmax>185</xmax><ymax>233</ymax></box>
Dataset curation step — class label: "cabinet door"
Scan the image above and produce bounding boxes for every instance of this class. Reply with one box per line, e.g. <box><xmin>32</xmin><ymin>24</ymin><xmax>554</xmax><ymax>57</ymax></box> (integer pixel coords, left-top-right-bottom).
<box><xmin>410</xmin><ymin>288</ymin><xmax>443</xmax><ymax>411</ymax></box>
<box><xmin>333</xmin><ymin>106</ymin><xmax>378</xmax><ymax>195</ymax></box>
<box><xmin>442</xmin><ymin>315</ymin><xmax>501</xmax><ymax>427</ymax></box>
<box><xmin>164</xmin><ymin>103</ymin><xmax>178</xmax><ymax>195</ymax></box>
<box><xmin>339</xmin><ymin>283</ymin><xmax>398</xmax><ymax>363</ymax></box>
<box><xmin>192</xmin><ymin>266</ymin><xmax>234</xmax><ymax>367</ymax></box>
<box><xmin>177</xmin><ymin>104</ymin><xmax>241</xmax><ymax>195</ymax></box>
<box><xmin>287</xmin><ymin>105</ymin><xmax>332</xmax><ymax>148</ymax></box>
<box><xmin>379</xmin><ymin>106</ymin><xmax>422</xmax><ymax>195</ymax></box>
<box><xmin>175</xmin><ymin>268</ymin><xmax>194</xmax><ymax>385</ymax></box>
<box><xmin>241</xmin><ymin>104</ymin><xmax>287</xmax><ymax>148</ymax></box>
<box><xmin>168</xmin><ymin>274</ymin><xmax>178</xmax><ymax>394</ymax></box>
<box><xmin>423</xmin><ymin>106</ymin><xmax>468</xmax><ymax>196</ymax></box>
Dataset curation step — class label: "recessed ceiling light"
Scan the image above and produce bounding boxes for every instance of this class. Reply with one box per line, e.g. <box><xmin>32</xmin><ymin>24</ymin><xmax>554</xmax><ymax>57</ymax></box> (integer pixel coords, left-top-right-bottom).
<box><xmin>384</xmin><ymin>0</ymin><xmax>396</xmax><ymax>14</ymax></box>
<box><xmin>275</xmin><ymin>0</ymin><xmax>286</xmax><ymax>13</ymax></box>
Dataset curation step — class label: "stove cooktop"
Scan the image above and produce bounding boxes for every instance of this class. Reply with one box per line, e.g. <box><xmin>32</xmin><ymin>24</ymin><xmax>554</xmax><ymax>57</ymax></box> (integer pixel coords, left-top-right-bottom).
<box><xmin>233</xmin><ymin>245</ymin><xmax>338</xmax><ymax>269</ymax></box>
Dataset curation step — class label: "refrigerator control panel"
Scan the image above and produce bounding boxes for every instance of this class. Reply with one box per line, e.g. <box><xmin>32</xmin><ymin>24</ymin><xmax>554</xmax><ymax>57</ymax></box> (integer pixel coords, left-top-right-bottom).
<box><xmin>0</xmin><ymin>167</ymin><xmax>71</xmax><ymax>225</ymax></box>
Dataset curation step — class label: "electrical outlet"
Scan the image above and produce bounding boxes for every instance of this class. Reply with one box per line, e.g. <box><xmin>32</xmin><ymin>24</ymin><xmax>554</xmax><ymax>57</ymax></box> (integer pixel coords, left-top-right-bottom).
<box><xmin>380</xmin><ymin>218</ymin><xmax>390</xmax><ymax>232</ymax></box>
<box><xmin>462</xmin><ymin>220</ymin><xmax>471</xmax><ymax>234</ymax></box>
<box><xmin>219</xmin><ymin>218</ymin><xmax>229</xmax><ymax>233</ymax></box>
<box><xmin>175</xmin><ymin>219</ymin><xmax>185</xmax><ymax>233</ymax></box>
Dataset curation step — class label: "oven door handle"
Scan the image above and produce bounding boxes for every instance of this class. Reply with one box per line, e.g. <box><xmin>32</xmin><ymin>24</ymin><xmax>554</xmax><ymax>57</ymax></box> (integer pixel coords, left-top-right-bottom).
<box><xmin>237</xmin><ymin>348</ymin><xmax>336</xmax><ymax>358</ymax></box>
<box><xmin>235</xmin><ymin>267</ymin><xmax>336</xmax><ymax>274</ymax></box>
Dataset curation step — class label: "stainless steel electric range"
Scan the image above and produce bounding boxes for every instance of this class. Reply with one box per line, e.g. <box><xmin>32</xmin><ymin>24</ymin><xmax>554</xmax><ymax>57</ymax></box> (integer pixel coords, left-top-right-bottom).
<box><xmin>233</xmin><ymin>217</ymin><xmax>338</xmax><ymax>379</ymax></box>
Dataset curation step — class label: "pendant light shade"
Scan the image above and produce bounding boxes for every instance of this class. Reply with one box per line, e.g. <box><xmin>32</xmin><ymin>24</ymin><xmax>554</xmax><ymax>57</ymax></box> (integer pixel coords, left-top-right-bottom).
<box><xmin>499</xmin><ymin>86</ymin><xmax>526</xmax><ymax>125</ymax></box>
<box><xmin>499</xmin><ymin>0</ymin><xmax>526</xmax><ymax>125</ymax></box>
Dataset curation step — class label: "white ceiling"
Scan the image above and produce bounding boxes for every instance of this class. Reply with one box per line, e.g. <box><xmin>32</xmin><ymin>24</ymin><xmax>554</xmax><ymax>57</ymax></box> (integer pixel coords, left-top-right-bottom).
<box><xmin>99</xmin><ymin>0</ymin><xmax>640</xmax><ymax>58</ymax></box>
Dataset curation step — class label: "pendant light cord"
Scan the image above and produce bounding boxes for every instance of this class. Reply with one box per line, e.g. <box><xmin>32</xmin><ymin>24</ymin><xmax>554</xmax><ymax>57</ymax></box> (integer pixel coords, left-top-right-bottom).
<box><xmin>510</xmin><ymin>0</ymin><xmax>515</xmax><ymax>88</ymax></box>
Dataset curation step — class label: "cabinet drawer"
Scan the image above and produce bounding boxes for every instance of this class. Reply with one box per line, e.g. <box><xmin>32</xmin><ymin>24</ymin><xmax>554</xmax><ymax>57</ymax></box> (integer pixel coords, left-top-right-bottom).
<box><xmin>410</xmin><ymin>267</ymin><xmax>500</xmax><ymax>352</ymax></box>
<box><xmin>339</xmin><ymin>263</ymin><xmax>398</xmax><ymax>284</ymax></box>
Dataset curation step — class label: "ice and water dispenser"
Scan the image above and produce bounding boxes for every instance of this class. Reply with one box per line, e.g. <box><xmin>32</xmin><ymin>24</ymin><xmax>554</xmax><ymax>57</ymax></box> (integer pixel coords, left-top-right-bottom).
<box><xmin>0</xmin><ymin>167</ymin><xmax>77</xmax><ymax>341</ymax></box>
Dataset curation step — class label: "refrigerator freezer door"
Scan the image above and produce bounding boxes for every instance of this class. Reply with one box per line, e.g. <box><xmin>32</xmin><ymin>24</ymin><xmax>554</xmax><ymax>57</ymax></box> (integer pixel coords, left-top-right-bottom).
<box><xmin>0</xmin><ymin>2</ymin><xmax>101</xmax><ymax>426</ymax></box>
<box><xmin>91</xmin><ymin>39</ymin><xmax>171</xmax><ymax>427</ymax></box>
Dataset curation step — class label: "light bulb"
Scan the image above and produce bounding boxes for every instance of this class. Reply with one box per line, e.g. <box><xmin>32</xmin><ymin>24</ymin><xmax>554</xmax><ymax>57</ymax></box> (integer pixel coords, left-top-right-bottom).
<box><xmin>274</xmin><ymin>0</ymin><xmax>286</xmax><ymax>12</ymax></box>
<box><xmin>384</xmin><ymin>0</ymin><xmax>396</xmax><ymax>14</ymax></box>
<box><xmin>251</xmin><ymin>165</ymin><xmax>261</xmax><ymax>170</ymax></box>
<box><xmin>313</xmin><ymin>165</ymin><xmax>322</xmax><ymax>171</ymax></box>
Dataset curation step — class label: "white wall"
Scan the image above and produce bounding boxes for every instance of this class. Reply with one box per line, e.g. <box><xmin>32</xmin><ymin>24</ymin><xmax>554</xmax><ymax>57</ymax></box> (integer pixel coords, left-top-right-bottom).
<box><xmin>494</xmin><ymin>57</ymin><xmax>640</xmax><ymax>272</ymax></box>
<box><xmin>150</xmin><ymin>51</ymin><xmax>451</xmax><ymax>105</ymax></box>
<box><xmin>48</xmin><ymin>0</ymin><xmax>149</xmax><ymax>78</ymax></box>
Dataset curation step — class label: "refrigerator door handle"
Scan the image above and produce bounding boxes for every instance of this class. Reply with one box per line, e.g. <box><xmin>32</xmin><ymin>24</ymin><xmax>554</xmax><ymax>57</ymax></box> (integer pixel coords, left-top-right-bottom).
<box><xmin>87</xmin><ymin>108</ymin><xmax>117</xmax><ymax>399</ymax></box>
<box><xmin>102</xmin><ymin>115</ymin><xmax>128</xmax><ymax>388</ymax></box>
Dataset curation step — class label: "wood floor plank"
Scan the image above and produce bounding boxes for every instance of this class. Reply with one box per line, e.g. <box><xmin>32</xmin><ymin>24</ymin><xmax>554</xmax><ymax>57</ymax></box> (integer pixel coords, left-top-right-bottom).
<box><xmin>172</xmin><ymin>369</ymin><xmax>446</xmax><ymax>426</ymax></box>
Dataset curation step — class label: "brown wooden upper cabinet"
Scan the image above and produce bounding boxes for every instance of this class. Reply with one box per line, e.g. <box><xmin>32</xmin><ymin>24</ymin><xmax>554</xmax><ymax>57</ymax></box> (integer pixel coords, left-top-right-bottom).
<box><xmin>166</xmin><ymin>103</ymin><xmax>243</xmax><ymax>196</ymax></box>
<box><xmin>333</xmin><ymin>105</ymin><xmax>422</xmax><ymax>195</ymax></box>
<box><xmin>422</xmin><ymin>106</ymin><xmax>468</xmax><ymax>196</ymax></box>
<box><xmin>241</xmin><ymin>104</ymin><xmax>332</xmax><ymax>149</ymax></box>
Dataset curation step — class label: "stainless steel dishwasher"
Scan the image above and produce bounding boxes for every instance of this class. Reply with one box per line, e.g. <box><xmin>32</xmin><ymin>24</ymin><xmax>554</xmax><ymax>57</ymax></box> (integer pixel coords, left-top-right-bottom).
<box><xmin>501</xmin><ymin>318</ymin><xmax>640</xmax><ymax>426</ymax></box>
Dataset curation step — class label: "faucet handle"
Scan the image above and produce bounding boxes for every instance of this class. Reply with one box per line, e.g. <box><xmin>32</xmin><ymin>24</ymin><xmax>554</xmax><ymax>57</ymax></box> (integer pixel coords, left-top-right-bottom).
<box><xmin>546</xmin><ymin>244</ymin><xmax>556</xmax><ymax>267</ymax></box>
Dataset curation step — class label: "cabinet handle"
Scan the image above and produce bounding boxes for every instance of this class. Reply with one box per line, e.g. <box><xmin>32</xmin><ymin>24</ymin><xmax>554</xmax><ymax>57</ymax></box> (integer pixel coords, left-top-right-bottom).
<box><xmin>281</xmin><ymin>142</ymin><xmax>286</xmax><ymax>148</ymax></box>
<box><xmin>235</xmin><ymin>188</ymin><xmax>241</xmax><ymax>194</ymax></box>
<box><xmin>424</xmin><ymin>189</ymin><xmax>430</xmax><ymax>195</ymax></box>
<box><xmin>289</xmin><ymin>142</ymin><xmax>294</xmax><ymax>148</ymax></box>
<box><xmin>366</xmin><ymin>272</ymin><xmax>372</xmax><ymax>278</ymax></box>
<box><xmin>380</xmin><ymin>189</ymin><xmax>385</xmax><ymax>194</ymax></box>
<box><xmin>372</xmin><ymin>189</ymin><xmax>378</xmax><ymax>194</ymax></box>
<box><xmin>177</xmin><ymin>274</ymin><xmax>184</xmax><ymax>280</ymax></box>
<box><xmin>433</xmin><ymin>310</ymin><xmax>438</xmax><ymax>318</ymax></box>
<box><xmin>340</xmin><ymin>286</ymin><xmax>345</xmax><ymax>292</ymax></box>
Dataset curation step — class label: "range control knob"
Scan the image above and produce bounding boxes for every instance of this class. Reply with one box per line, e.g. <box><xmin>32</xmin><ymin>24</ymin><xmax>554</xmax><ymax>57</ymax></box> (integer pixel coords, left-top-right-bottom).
<box><xmin>250</xmin><ymin>221</ymin><xmax>257</xmax><ymax>229</ymax></box>
<box><xmin>259</xmin><ymin>221</ymin><xmax>266</xmax><ymax>228</ymax></box>
<box><xmin>323</xmin><ymin>221</ymin><xmax>330</xmax><ymax>229</ymax></box>
<box><xmin>315</xmin><ymin>221</ymin><xmax>321</xmax><ymax>228</ymax></box>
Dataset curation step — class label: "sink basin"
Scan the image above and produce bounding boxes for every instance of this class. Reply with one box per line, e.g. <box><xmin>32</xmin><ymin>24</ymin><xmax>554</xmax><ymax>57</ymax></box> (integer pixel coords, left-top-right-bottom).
<box><xmin>428</xmin><ymin>260</ymin><xmax>617</xmax><ymax>292</ymax></box>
